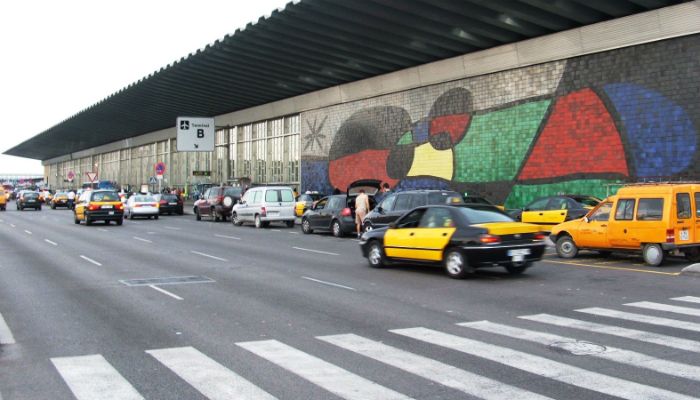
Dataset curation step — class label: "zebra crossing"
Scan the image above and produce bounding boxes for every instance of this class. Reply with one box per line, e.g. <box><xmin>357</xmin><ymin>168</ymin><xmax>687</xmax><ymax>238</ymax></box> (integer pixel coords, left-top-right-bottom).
<box><xmin>47</xmin><ymin>295</ymin><xmax>700</xmax><ymax>399</ymax></box>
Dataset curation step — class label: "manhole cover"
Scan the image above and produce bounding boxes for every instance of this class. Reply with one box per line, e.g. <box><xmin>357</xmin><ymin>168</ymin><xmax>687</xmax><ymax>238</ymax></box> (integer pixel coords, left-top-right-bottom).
<box><xmin>548</xmin><ymin>340</ymin><xmax>607</xmax><ymax>355</ymax></box>
<box><xmin>119</xmin><ymin>275</ymin><xmax>215</xmax><ymax>287</ymax></box>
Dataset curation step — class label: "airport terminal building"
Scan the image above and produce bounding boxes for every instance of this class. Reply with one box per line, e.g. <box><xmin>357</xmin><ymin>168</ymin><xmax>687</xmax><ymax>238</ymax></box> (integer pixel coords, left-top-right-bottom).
<box><xmin>5</xmin><ymin>0</ymin><xmax>700</xmax><ymax>207</ymax></box>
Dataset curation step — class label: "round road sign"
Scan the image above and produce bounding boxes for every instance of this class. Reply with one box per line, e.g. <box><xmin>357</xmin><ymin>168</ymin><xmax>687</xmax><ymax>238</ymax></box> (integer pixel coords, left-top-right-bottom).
<box><xmin>67</xmin><ymin>171</ymin><xmax>75</xmax><ymax>181</ymax></box>
<box><xmin>155</xmin><ymin>162</ymin><xmax>166</xmax><ymax>176</ymax></box>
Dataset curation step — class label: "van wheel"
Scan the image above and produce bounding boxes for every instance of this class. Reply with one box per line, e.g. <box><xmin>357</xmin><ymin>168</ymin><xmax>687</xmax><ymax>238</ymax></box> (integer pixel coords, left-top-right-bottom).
<box><xmin>684</xmin><ymin>247</ymin><xmax>700</xmax><ymax>262</ymax></box>
<box><xmin>255</xmin><ymin>214</ymin><xmax>263</xmax><ymax>228</ymax></box>
<box><xmin>195</xmin><ymin>208</ymin><xmax>201</xmax><ymax>221</ymax></box>
<box><xmin>301</xmin><ymin>218</ymin><xmax>312</xmax><ymax>234</ymax></box>
<box><xmin>332</xmin><ymin>220</ymin><xmax>343</xmax><ymax>237</ymax></box>
<box><xmin>232</xmin><ymin>212</ymin><xmax>242</xmax><ymax>226</ymax></box>
<box><xmin>556</xmin><ymin>235</ymin><xmax>578</xmax><ymax>259</ymax></box>
<box><xmin>367</xmin><ymin>241</ymin><xmax>385</xmax><ymax>268</ymax></box>
<box><xmin>444</xmin><ymin>248</ymin><xmax>471</xmax><ymax>279</ymax></box>
<box><xmin>642</xmin><ymin>244</ymin><xmax>665</xmax><ymax>266</ymax></box>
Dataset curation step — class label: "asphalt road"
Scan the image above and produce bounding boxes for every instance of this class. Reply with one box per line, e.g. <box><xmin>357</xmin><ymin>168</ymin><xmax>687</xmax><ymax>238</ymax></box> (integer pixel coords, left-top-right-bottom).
<box><xmin>1</xmin><ymin>203</ymin><xmax>699</xmax><ymax>400</ymax></box>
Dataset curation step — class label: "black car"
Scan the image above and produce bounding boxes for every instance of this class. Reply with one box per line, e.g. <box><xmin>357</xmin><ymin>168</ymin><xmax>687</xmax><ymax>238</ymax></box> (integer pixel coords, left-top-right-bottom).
<box><xmin>362</xmin><ymin>190</ymin><xmax>463</xmax><ymax>232</ymax></box>
<box><xmin>155</xmin><ymin>193</ymin><xmax>184</xmax><ymax>215</ymax></box>
<box><xmin>359</xmin><ymin>204</ymin><xmax>547</xmax><ymax>278</ymax></box>
<box><xmin>301</xmin><ymin>195</ymin><xmax>356</xmax><ymax>237</ymax></box>
<box><xmin>17</xmin><ymin>191</ymin><xmax>41</xmax><ymax>211</ymax></box>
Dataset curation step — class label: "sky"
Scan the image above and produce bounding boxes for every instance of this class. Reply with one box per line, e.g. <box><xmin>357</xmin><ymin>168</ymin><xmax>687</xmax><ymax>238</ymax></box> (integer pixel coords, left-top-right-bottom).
<box><xmin>0</xmin><ymin>0</ymin><xmax>291</xmax><ymax>176</ymax></box>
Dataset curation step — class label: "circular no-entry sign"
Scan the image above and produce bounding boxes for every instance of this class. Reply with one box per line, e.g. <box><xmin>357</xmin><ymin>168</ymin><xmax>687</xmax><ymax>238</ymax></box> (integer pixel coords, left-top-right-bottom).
<box><xmin>67</xmin><ymin>171</ymin><xmax>75</xmax><ymax>181</ymax></box>
<box><xmin>155</xmin><ymin>162</ymin><xmax>166</xmax><ymax>176</ymax></box>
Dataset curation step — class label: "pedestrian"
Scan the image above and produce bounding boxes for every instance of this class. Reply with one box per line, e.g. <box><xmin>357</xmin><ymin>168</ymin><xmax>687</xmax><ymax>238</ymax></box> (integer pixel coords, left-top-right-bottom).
<box><xmin>67</xmin><ymin>189</ymin><xmax>76</xmax><ymax>209</ymax></box>
<box><xmin>292</xmin><ymin>187</ymin><xmax>299</xmax><ymax>198</ymax></box>
<box><xmin>382</xmin><ymin>182</ymin><xmax>391</xmax><ymax>193</ymax></box>
<box><xmin>355</xmin><ymin>189</ymin><xmax>370</xmax><ymax>238</ymax></box>
<box><xmin>332</xmin><ymin>187</ymin><xmax>341</xmax><ymax>195</ymax></box>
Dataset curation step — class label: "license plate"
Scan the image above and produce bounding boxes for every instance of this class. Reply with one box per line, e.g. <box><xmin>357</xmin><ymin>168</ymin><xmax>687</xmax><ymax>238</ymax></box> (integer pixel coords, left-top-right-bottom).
<box><xmin>101</xmin><ymin>205</ymin><xmax>113</xmax><ymax>209</ymax></box>
<box><xmin>507</xmin><ymin>249</ymin><xmax>531</xmax><ymax>256</ymax></box>
<box><xmin>169</xmin><ymin>202</ymin><xmax>177</xmax><ymax>205</ymax></box>
<box><xmin>680</xmin><ymin>229</ymin><xmax>689</xmax><ymax>241</ymax></box>
<box><xmin>108</xmin><ymin>211</ymin><xmax>114</xmax><ymax>215</ymax></box>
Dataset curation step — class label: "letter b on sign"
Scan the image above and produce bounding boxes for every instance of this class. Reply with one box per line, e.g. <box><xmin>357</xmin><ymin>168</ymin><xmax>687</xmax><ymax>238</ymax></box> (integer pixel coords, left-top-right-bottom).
<box><xmin>197</xmin><ymin>129</ymin><xmax>204</xmax><ymax>138</ymax></box>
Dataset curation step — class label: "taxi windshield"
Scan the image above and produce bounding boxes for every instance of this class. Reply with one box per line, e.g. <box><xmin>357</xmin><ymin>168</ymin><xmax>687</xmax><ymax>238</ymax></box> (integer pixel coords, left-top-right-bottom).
<box><xmin>456</xmin><ymin>205</ymin><xmax>514</xmax><ymax>224</ymax></box>
<box><xmin>92</xmin><ymin>192</ymin><xmax>119</xmax><ymax>202</ymax></box>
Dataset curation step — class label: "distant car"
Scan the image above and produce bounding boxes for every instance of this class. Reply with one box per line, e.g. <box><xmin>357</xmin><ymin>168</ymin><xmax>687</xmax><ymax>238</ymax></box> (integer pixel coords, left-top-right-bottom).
<box><xmin>193</xmin><ymin>186</ymin><xmax>242</xmax><ymax>221</ymax></box>
<box><xmin>50</xmin><ymin>192</ymin><xmax>70</xmax><ymax>209</ymax></box>
<box><xmin>154</xmin><ymin>193</ymin><xmax>184</xmax><ymax>215</ymax></box>
<box><xmin>17</xmin><ymin>191</ymin><xmax>41</xmax><ymax>211</ymax></box>
<box><xmin>360</xmin><ymin>204</ymin><xmax>547</xmax><ymax>278</ymax></box>
<box><xmin>74</xmin><ymin>190</ymin><xmax>124</xmax><ymax>225</ymax></box>
<box><xmin>295</xmin><ymin>192</ymin><xmax>324</xmax><ymax>217</ymax></box>
<box><xmin>0</xmin><ymin>189</ymin><xmax>6</xmax><ymax>211</ymax></box>
<box><xmin>301</xmin><ymin>194</ymin><xmax>356</xmax><ymax>237</ymax></box>
<box><xmin>509</xmin><ymin>195</ymin><xmax>601</xmax><ymax>231</ymax></box>
<box><xmin>231</xmin><ymin>186</ymin><xmax>296</xmax><ymax>228</ymax></box>
<box><xmin>125</xmin><ymin>194</ymin><xmax>159</xmax><ymax>220</ymax></box>
<box><xmin>362</xmin><ymin>189</ymin><xmax>463</xmax><ymax>232</ymax></box>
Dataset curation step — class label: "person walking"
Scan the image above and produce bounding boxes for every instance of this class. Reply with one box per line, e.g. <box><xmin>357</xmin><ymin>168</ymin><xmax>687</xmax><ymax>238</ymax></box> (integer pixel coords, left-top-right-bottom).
<box><xmin>67</xmin><ymin>189</ymin><xmax>76</xmax><ymax>209</ymax></box>
<box><xmin>355</xmin><ymin>189</ymin><xmax>370</xmax><ymax>238</ymax></box>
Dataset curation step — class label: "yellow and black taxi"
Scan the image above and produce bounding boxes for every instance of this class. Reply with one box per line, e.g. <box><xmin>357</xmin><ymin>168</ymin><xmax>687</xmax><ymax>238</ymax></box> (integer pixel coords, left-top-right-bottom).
<box><xmin>50</xmin><ymin>192</ymin><xmax>70</xmax><ymax>209</ymax></box>
<box><xmin>509</xmin><ymin>195</ymin><xmax>601</xmax><ymax>231</ymax></box>
<box><xmin>295</xmin><ymin>191</ymin><xmax>324</xmax><ymax>217</ymax></box>
<box><xmin>0</xmin><ymin>189</ymin><xmax>6</xmax><ymax>211</ymax></box>
<box><xmin>74</xmin><ymin>190</ymin><xmax>124</xmax><ymax>225</ymax></box>
<box><xmin>360</xmin><ymin>204</ymin><xmax>547</xmax><ymax>278</ymax></box>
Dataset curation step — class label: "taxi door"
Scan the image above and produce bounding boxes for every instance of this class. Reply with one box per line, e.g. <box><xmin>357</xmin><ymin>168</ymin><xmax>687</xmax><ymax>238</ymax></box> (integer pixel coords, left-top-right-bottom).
<box><xmin>521</xmin><ymin>197</ymin><xmax>565</xmax><ymax>226</ymax></box>
<box><xmin>384</xmin><ymin>208</ymin><xmax>455</xmax><ymax>261</ymax></box>
<box><xmin>384</xmin><ymin>208</ymin><xmax>425</xmax><ymax>259</ymax></box>
<box><xmin>576</xmin><ymin>202</ymin><xmax>612</xmax><ymax>248</ymax></box>
<box><xmin>74</xmin><ymin>193</ymin><xmax>88</xmax><ymax>220</ymax></box>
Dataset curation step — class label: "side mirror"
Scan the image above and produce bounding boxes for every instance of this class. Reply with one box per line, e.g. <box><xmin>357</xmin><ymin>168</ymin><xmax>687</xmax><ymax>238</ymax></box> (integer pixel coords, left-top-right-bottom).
<box><xmin>388</xmin><ymin>222</ymin><xmax>397</xmax><ymax>229</ymax></box>
<box><xmin>376</xmin><ymin>206</ymin><xmax>384</xmax><ymax>214</ymax></box>
<box><xmin>583</xmin><ymin>216</ymin><xmax>590</xmax><ymax>223</ymax></box>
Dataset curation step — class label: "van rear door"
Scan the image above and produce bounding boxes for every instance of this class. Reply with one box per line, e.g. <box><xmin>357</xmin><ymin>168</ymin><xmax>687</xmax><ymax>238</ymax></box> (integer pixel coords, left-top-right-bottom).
<box><xmin>676</xmin><ymin>192</ymin><xmax>693</xmax><ymax>243</ymax></box>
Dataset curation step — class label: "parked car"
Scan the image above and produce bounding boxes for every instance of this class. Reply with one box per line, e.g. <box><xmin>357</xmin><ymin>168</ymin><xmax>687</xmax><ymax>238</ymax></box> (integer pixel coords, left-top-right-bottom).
<box><xmin>551</xmin><ymin>183</ymin><xmax>700</xmax><ymax>266</ymax></box>
<box><xmin>154</xmin><ymin>193</ymin><xmax>184</xmax><ymax>215</ymax></box>
<box><xmin>50</xmin><ymin>192</ymin><xmax>70</xmax><ymax>209</ymax></box>
<box><xmin>295</xmin><ymin>192</ymin><xmax>324</xmax><ymax>217</ymax></box>
<box><xmin>509</xmin><ymin>195</ymin><xmax>601</xmax><ymax>231</ymax></box>
<box><xmin>17</xmin><ymin>191</ymin><xmax>41</xmax><ymax>211</ymax></box>
<box><xmin>360</xmin><ymin>204</ymin><xmax>547</xmax><ymax>278</ymax></box>
<box><xmin>0</xmin><ymin>189</ymin><xmax>6</xmax><ymax>211</ymax></box>
<box><xmin>231</xmin><ymin>186</ymin><xmax>296</xmax><ymax>228</ymax></box>
<box><xmin>125</xmin><ymin>194</ymin><xmax>159</xmax><ymax>219</ymax></box>
<box><xmin>301</xmin><ymin>195</ymin><xmax>356</xmax><ymax>237</ymax></box>
<box><xmin>193</xmin><ymin>186</ymin><xmax>243</xmax><ymax>221</ymax></box>
<box><xmin>362</xmin><ymin>189</ymin><xmax>463</xmax><ymax>232</ymax></box>
<box><xmin>74</xmin><ymin>190</ymin><xmax>124</xmax><ymax>225</ymax></box>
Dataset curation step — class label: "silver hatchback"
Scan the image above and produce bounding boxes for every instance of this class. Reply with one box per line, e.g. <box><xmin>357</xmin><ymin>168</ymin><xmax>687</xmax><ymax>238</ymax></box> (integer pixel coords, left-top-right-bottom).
<box><xmin>231</xmin><ymin>186</ymin><xmax>296</xmax><ymax>228</ymax></box>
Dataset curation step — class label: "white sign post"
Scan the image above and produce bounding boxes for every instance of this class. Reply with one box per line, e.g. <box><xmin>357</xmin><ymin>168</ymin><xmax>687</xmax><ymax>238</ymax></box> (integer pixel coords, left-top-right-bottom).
<box><xmin>176</xmin><ymin>117</ymin><xmax>215</xmax><ymax>152</ymax></box>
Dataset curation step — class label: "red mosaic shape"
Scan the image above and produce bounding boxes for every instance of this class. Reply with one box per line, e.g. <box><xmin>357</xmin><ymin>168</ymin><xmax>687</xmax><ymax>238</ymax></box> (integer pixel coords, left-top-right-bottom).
<box><xmin>429</xmin><ymin>114</ymin><xmax>470</xmax><ymax>144</ymax></box>
<box><xmin>329</xmin><ymin>149</ymin><xmax>398</xmax><ymax>191</ymax></box>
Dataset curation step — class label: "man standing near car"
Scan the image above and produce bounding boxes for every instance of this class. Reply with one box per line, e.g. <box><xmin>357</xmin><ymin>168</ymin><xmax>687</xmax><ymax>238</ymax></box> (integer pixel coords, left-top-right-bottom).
<box><xmin>355</xmin><ymin>189</ymin><xmax>370</xmax><ymax>238</ymax></box>
<box><xmin>67</xmin><ymin>189</ymin><xmax>76</xmax><ymax>209</ymax></box>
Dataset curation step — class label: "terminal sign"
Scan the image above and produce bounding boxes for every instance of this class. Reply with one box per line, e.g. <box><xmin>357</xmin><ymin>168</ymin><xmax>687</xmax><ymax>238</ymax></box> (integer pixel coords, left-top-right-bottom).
<box><xmin>176</xmin><ymin>117</ymin><xmax>215</xmax><ymax>152</ymax></box>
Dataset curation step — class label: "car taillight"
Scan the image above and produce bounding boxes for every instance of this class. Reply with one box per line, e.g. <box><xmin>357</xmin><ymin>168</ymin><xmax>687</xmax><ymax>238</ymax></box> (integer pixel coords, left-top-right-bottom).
<box><xmin>160</xmin><ymin>199</ymin><xmax>167</xmax><ymax>205</ymax></box>
<box><xmin>88</xmin><ymin>203</ymin><xmax>99</xmax><ymax>211</ymax></box>
<box><xmin>115</xmin><ymin>203</ymin><xmax>123</xmax><ymax>210</ymax></box>
<box><xmin>260</xmin><ymin>207</ymin><xmax>267</xmax><ymax>217</ymax></box>
<box><xmin>152</xmin><ymin>203</ymin><xmax>159</xmax><ymax>208</ymax></box>
<box><xmin>533</xmin><ymin>232</ymin><xmax>547</xmax><ymax>241</ymax></box>
<box><xmin>479</xmin><ymin>234</ymin><xmax>501</xmax><ymax>244</ymax></box>
<box><xmin>341</xmin><ymin>207</ymin><xmax>352</xmax><ymax>217</ymax></box>
<box><xmin>666</xmin><ymin>229</ymin><xmax>675</xmax><ymax>243</ymax></box>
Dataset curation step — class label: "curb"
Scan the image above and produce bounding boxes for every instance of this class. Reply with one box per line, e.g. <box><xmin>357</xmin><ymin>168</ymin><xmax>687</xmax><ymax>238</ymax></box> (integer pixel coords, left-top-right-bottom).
<box><xmin>681</xmin><ymin>263</ymin><xmax>700</xmax><ymax>276</ymax></box>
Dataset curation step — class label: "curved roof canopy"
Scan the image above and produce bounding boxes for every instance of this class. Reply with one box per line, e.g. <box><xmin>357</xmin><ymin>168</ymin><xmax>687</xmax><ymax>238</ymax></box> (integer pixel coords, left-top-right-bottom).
<box><xmin>6</xmin><ymin>0</ymin><xmax>688</xmax><ymax>160</ymax></box>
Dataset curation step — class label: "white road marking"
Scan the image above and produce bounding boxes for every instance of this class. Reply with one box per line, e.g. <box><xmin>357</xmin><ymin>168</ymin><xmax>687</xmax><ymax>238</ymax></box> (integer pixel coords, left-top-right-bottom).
<box><xmin>392</xmin><ymin>327</ymin><xmax>695</xmax><ymax>400</ymax></box>
<box><xmin>0</xmin><ymin>313</ymin><xmax>16</xmax><ymax>344</ymax></box>
<box><xmin>147</xmin><ymin>346</ymin><xmax>276</xmax><ymax>400</ymax></box>
<box><xmin>319</xmin><ymin>333</ymin><xmax>553</xmax><ymax>400</ymax></box>
<box><xmin>44</xmin><ymin>239</ymin><xmax>58</xmax><ymax>246</ymax></box>
<box><xmin>577</xmin><ymin>307</ymin><xmax>700</xmax><ymax>333</ymax></box>
<box><xmin>301</xmin><ymin>276</ymin><xmax>356</xmax><ymax>291</ymax></box>
<box><xmin>132</xmin><ymin>236</ymin><xmax>152</xmax><ymax>243</ymax></box>
<box><xmin>271</xmin><ymin>229</ymin><xmax>281</xmax><ymax>232</ymax></box>
<box><xmin>51</xmin><ymin>354</ymin><xmax>144</xmax><ymax>400</ymax></box>
<box><xmin>288</xmin><ymin>231</ymin><xmax>299</xmax><ymax>235</ymax></box>
<box><xmin>24</xmin><ymin>230</ymin><xmax>32</xmax><ymax>235</ymax></box>
<box><xmin>671</xmin><ymin>296</ymin><xmax>700</xmax><ymax>304</ymax></box>
<box><xmin>80</xmin><ymin>255</ymin><xmax>102</xmax><ymax>266</ymax></box>
<box><xmin>164</xmin><ymin>226</ymin><xmax>181</xmax><ymax>230</ymax></box>
<box><xmin>237</xmin><ymin>339</ymin><xmax>412</xmax><ymax>400</ymax></box>
<box><xmin>625</xmin><ymin>301</ymin><xmax>700</xmax><ymax>317</ymax></box>
<box><xmin>190</xmin><ymin>250</ymin><xmax>227</xmax><ymax>262</ymax></box>
<box><xmin>460</xmin><ymin>320</ymin><xmax>700</xmax><ymax>381</ymax></box>
<box><xmin>9</xmin><ymin>224</ymin><xmax>15</xmax><ymax>228</ymax></box>
<box><xmin>214</xmin><ymin>234</ymin><xmax>240</xmax><ymax>240</ymax></box>
<box><xmin>97</xmin><ymin>228</ymin><xmax>108</xmax><ymax>232</ymax></box>
<box><xmin>520</xmin><ymin>314</ymin><xmax>700</xmax><ymax>353</ymax></box>
<box><xmin>148</xmin><ymin>285</ymin><xmax>183</xmax><ymax>300</ymax></box>
<box><xmin>292</xmin><ymin>247</ymin><xmax>339</xmax><ymax>256</ymax></box>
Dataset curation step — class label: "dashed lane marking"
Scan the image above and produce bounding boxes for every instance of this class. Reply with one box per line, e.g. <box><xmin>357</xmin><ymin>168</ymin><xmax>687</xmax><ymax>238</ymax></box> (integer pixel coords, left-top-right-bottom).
<box><xmin>302</xmin><ymin>276</ymin><xmax>356</xmax><ymax>291</ymax></box>
<box><xmin>80</xmin><ymin>255</ymin><xmax>102</xmax><ymax>266</ymax></box>
<box><xmin>133</xmin><ymin>236</ymin><xmax>153</xmax><ymax>243</ymax></box>
<box><xmin>24</xmin><ymin>230</ymin><xmax>32</xmax><ymax>235</ymax></box>
<box><xmin>190</xmin><ymin>251</ymin><xmax>227</xmax><ymax>262</ymax></box>
<box><xmin>0</xmin><ymin>313</ymin><xmax>16</xmax><ymax>344</ymax></box>
<box><xmin>44</xmin><ymin>239</ymin><xmax>58</xmax><ymax>246</ymax></box>
<box><xmin>292</xmin><ymin>247</ymin><xmax>339</xmax><ymax>256</ymax></box>
<box><xmin>148</xmin><ymin>285</ymin><xmax>183</xmax><ymax>300</ymax></box>
<box><xmin>214</xmin><ymin>234</ymin><xmax>241</xmax><ymax>240</ymax></box>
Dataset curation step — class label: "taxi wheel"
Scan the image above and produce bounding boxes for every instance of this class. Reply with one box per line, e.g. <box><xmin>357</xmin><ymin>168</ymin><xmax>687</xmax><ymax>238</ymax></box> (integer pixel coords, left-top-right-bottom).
<box><xmin>116</xmin><ymin>218</ymin><xmax>123</xmax><ymax>226</ymax></box>
<box><xmin>642</xmin><ymin>244</ymin><xmax>665</xmax><ymax>266</ymax></box>
<box><xmin>195</xmin><ymin>208</ymin><xmax>201</xmax><ymax>221</ymax></box>
<box><xmin>367</xmin><ymin>241</ymin><xmax>385</xmax><ymax>268</ymax></box>
<box><xmin>154</xmin><ymin>215</ymin><xmax>159</xmax><ymax>220</ymax></box>
<box><xmin>85</xmin><ymin>217</ymin><xmax>92</xmax><ymax>226</ymax></box>
<box><xmin>505</xmin><ymin>262</ymin><xmax>531</xmax><ymax>275</ymax></box>
<box><xmin>444</xmin><ymin>248</ymin><xmax>470</xmax><ymax>279</ymax></box>
<box><xmin>555</xmin><ymin>235</ymin><xmax>578</xmax><ymax>259</ymax></box>
<box><xmin>74</xmin><ymin>215</ymin><xmax>80</xmax><ymax>224</ymax></box>
<box><xmin>332</xmin><ymin>220</ymin><xmax>343</xmax><ymax>237</ymax></box>
<box><xmin>232</xmin><ymin>212</ymin><xmax>242</xmax><ymax>226</ymax></box>
<box><xmin>301</xmin><ymin>218</ymin><xmax>313</xmax><ymax>234</ymax></box>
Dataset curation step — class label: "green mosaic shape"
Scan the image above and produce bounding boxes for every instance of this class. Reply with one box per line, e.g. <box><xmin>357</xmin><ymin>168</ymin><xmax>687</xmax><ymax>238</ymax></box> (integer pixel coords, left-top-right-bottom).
<box><xmin>453</xmin><ymin>100</ymin><xmax>551</xmax><ymax>183</ymax></box>
<box><xmin>504</xmin><ymin>179</ymin><xmax>624</xmax><ymax>209</ymax></box>
<box><xmin>397</xmin><ymin>131</ymin><xmax>413</xmax><ymax>145</ymax></box>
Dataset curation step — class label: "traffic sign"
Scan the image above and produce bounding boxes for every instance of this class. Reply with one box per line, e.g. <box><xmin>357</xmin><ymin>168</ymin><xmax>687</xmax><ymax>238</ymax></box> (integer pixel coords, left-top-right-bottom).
<box><xmin>86</xmin><ymin>172</ymin><xmax>98</xmax><ymax>183</ymax></box>
<box><xmin>176</xmin><ymin>117</ymin><xmax>215</xmax><ymax>152</ymax></box>
<box><xmin>155</xmin><ymin>162</ymin><xmax>166</xmax><ymax>176</ymax></box>
<box><xmin>149</xmin><ymin>176</ymin><xmax>158</xmax><ymax>184</ymax></box>
<box><xmin>67</xmin><ymin>171</ymin><xmax>75</xmax><ymax>181</ymax></box>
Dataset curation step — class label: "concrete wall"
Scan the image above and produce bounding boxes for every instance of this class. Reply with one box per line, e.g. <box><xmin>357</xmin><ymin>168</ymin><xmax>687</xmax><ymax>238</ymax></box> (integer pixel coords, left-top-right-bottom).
<box><xmin>300</xmin><ymin>34</ymin><xmax>700</xmax><ymax>208</ymax></box>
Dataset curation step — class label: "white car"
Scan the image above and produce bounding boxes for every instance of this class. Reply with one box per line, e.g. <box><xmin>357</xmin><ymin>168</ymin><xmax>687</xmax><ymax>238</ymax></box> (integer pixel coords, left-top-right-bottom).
<box><xmin>125</xmin><ymin>194</ymin><xmax>159</xmax><ymax>219</ymax></box>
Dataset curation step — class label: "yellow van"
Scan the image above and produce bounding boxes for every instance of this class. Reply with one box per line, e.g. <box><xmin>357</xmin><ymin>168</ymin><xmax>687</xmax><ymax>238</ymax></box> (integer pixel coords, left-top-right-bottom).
<box><xmin>551</xmin><ymin>183</ymin><xmax>700</xmax><ymax>266</ymax></box>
